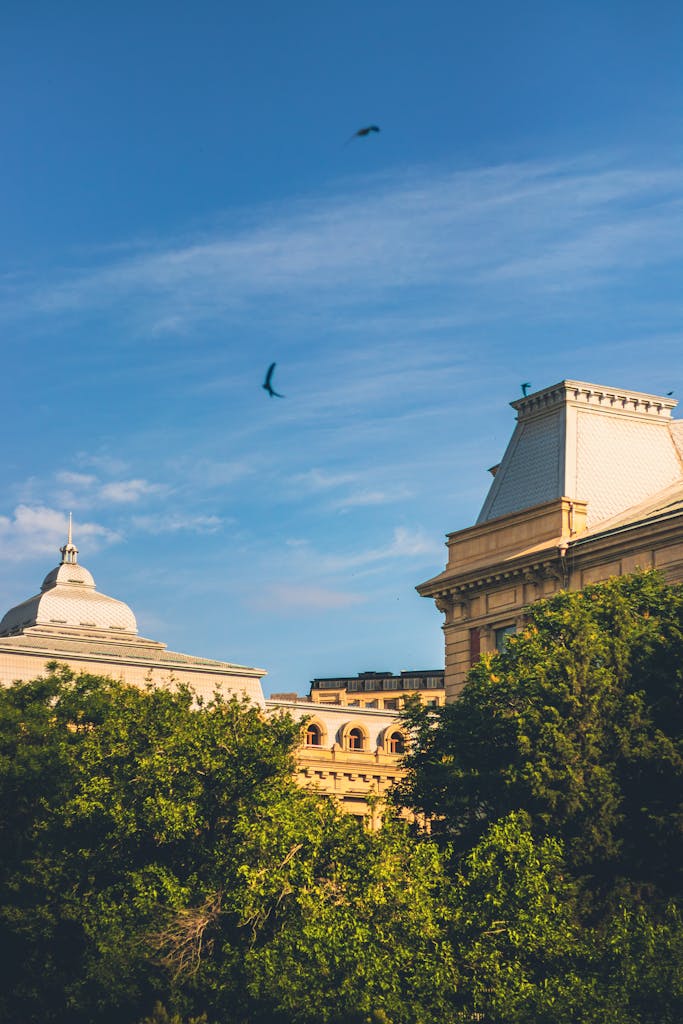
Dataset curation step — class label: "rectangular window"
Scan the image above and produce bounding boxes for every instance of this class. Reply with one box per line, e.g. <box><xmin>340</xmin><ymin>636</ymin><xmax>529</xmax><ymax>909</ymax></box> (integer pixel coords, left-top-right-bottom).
<box><xmin>495</xmin><ymin>625</ymin><xmax>516</xmax><ymax>651</ymax></box>
<box><xmin>469</xmin><ymin>627</ymin><xmax>482</xmax><ymax>666</ymax></box>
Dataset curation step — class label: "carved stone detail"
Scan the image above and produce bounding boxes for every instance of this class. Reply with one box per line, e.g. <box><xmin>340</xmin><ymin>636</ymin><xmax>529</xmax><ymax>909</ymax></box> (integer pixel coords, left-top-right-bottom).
<box><xmin>542</xmin><ymin>561</ymin><xmax>564</xmax><ymax>583</ymax></box>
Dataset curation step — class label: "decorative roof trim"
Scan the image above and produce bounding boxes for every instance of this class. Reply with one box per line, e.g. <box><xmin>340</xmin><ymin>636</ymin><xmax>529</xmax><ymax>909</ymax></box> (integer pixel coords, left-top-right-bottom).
<box><xmin>511</xmin><ymin>380</ymin><xmax>677</xmax><ymax>421</ymax></box>
<box><xmin>0</xmin><ymin>636</ymin><xmax>266</xmax><ymax>677</ymax></box>
<box><xmin>419</xmin><ymin>501</ymin><xmax>683</xmax><ymax>601</ymax></box>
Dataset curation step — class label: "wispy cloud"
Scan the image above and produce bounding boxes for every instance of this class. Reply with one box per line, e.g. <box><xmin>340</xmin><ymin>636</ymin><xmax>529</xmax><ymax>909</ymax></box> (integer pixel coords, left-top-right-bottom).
<box><xmin>286</xmin><ymin>526</ymin><xmax>443</xmax><ymax>576</ymax></box>
<box><xmin>76</xmin><ymin>453</ymin><xmax>130</xmax><ymax>475</ymax></box>
<box><xmin>251</xmin><ymin>583</ymin><xmax>367</xmax><ymax>614</ymax></box>
<box><xmin>11</xmin><ymin>462</ymin><xmax>216</xmax><ymax>542</ymax></box>
<box><xmin>131</xmin><ymin>513</ymin><xmax>223</xmax><ymax>534</ymax></box>
<box><xmin>56</xmin><ymin>471</ymin><xmax>97</xmax><ymax>487</ymax></box>
<box><xmin>329</xmin><ymin>487</ymin><xmax>415</xmax><ymax>511</ymax></box>
<box><xmin>49</xmin><ymin>470</ymin><xmax>169</xmax><ymax>509</ymax></box>
<box><xmin>0</xmin><ymin>505</ymin><xmax>120</xmax><ymax>562</ymax></box>
<box><xmin>293</xmin><ymin>468</ymin><xmax>362</xmax><ymax>492</ymax></box>
<box><xmin>166</xmin><ymin>457</ymin><xmax>256</xmax><ymax>490</ymax></box>
<box><xmin>289</xmin><ymin>468</ymin><xmax>413</xmax><ymax>510</ymax></box>
<box><xmin>485</xmin><ymin>209</ymin><xmax>683</xmax><ymax>288</ymax></box>
<box><xmin>4</xmin><ymin>158</ymin><xmax>681</xmax><ymax>331</ymax></box>
<box><xmin>384</xmin><ymin>526</ymin><xmax>442</xmax><ymax>559</ymax></box>
<box><xmin>99</xmin><ymin>478</ymin><xmax>167</xmax><ymax>503</ymax></box>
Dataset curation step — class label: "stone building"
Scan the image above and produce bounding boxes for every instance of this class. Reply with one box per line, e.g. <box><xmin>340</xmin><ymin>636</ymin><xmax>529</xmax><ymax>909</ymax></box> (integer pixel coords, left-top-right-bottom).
<box><xmin>308</xmin><ymin>669</ymin><xmax>445</xmax><ymax>709</ymax></box>
<box><xmin>418</xmin><ymin>380</ymin><xmax>683</xmax><ymax>700</ymax></box>
<box><xmin>0</xmin><ymin>521</ymin><xmax>266</xmax><ymax>705</ymax></box>
<box><xmin>266</xmin><ymin>697</ymin><xmax>407</xmax><ymax>824</ymax></box>
<box><xmin>0</xmin><ymin>523</ymin><xmax>406</xmax><ymax>818</ymax></box>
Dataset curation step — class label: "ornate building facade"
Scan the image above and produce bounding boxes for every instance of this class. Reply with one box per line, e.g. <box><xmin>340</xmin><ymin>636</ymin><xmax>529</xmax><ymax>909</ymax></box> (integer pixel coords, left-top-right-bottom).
<box><xmin>418</xmin><ymin>380</ymin><xmax>683</xmax><ymax>700</ymax></box>
<box><xmin>307</xmin><ymin>669</ymin><xmax>445</xmax><ymax>709</ymax></box>
<box><xmin>0</xmin><ymin>521</ymin><xmax>266</xmax><ymax>705</ymax></box>
<box><xmin>0</xmin><ymin>524</ymin><xmax>406</xmax><ymax>818</ymax></box>
<box><xmin>266</xmin><ymin>697</ymin><xmax>407</xmax><ymax>824</ymax></box>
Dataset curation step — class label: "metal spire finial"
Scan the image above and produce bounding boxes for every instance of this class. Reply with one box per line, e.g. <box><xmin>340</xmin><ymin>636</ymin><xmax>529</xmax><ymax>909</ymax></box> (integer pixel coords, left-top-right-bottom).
<box><xmin>60</xmin><ymin>513</ymin><xmax>79</xmax><ymax>565</ymax></box>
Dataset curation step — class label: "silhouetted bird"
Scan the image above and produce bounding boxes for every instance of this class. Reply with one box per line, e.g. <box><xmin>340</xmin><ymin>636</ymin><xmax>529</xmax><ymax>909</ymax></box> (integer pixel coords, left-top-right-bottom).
<box><xmin>347</xmin><ymin>125</ymin><xmax>380</xmax><ymax>143</ymax></box>
<box><xmin>521</xmin><ymin>382</ymin><xmax>531</xmax><ymax>396</ymax></box>
<box><xmin>262</xmin><ymin>362</ymin><xmax>284</xmax><ymax>398</ymax></box>
<box><xmin>667</xmin><ymin>390</ymin><xmax>674</xmax><ymax>396</ymax></box>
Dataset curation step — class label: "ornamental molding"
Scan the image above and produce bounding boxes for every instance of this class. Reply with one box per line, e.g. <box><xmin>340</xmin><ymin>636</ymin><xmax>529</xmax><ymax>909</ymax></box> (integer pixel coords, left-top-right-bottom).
<box><xmin>424</xmin><ymin>503</ymin><xmax>683</xmax><ymax>604</ymax></box>
<box><xmin>511</xmin><ymin>380</ymin><xmax>676</xmax><ymax>422</ymax></box>
<box><xmin>429</xmin><ymin>556</ymin><xmax>563</xmax><ymax>603</ymax></box>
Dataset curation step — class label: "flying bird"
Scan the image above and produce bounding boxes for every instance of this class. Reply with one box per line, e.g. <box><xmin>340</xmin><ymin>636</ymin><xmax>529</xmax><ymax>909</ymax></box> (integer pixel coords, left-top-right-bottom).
<box><xmin>262</xmin><ymin>362</ymin><xmax>285</xmax><ymax>398</ymax></box>
<box><xmin>521</xmin><ymin>382</ymin><xmax>531</xmax><ymax>396</ymax></box>
<box><xmin>347</xmin><ymin>125</ymin><xmax>380</xmax><ymax>143</ymax></box>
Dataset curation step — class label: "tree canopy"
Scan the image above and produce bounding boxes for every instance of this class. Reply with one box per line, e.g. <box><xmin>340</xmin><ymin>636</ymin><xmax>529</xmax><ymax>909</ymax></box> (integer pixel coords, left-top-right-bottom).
<box><xmin>0</xmin><ymin>665</ymin><xmax>460</xmax><ymax>1024</ymax></box>
<box><xmin>398</xmin><ymin>571</ymin><xmax>683</xmax><ymax>904</ymax></box>
<box><xmin>1</xmin><ymin>572</ymin><xmax>682</xmax><ymax>1023</ymax></box>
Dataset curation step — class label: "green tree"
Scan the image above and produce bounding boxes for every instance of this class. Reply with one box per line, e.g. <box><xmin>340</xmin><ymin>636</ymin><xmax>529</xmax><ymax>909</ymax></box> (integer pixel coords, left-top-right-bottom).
<box><xmin>448</xmin><ymin>811</ymin><xmax>589</xmax><ymax>1024</ymax></box>
<box><xmin>398</xmin><ymin>571</ymin><xmax>683</xmax><ymax>903</ymax></box>
<box><xmin>438</xmin><ymin>811</ymin><xmax>683</xmax><ymax>1024</ymax></box>
<box><xmin>3</xmin><ymin>599</ymin><xmax>682</xmax><ymax>1024</ymax></box>
<box><xmin>238</xmin><ymin>807</ymin><xmax>460</xmax><ymax>1024</ymax></box>
<box><xmin>0</xmin><ymin>664</ymin><xmax>304</xmax><ymax>1023</ymax></box>
<box><xmin>0</xmin><ymin>666</ymin><xmax>460</xmax><ymax>1024</ymax></box>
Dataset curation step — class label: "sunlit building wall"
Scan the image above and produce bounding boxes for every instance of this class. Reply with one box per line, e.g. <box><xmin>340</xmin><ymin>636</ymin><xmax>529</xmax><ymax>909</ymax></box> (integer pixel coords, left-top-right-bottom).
<box><xmin>419</xmin><ymin>380</ymin><xmax>683</xmax><ymax>700</ymax></box>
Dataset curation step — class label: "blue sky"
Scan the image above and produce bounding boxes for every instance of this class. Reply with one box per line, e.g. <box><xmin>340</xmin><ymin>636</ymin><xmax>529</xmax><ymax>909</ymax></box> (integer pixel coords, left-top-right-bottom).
<box><xmin>1</xmin><ymin>1</ymin><xmax>682</xmax><ymax>694</ymax></box>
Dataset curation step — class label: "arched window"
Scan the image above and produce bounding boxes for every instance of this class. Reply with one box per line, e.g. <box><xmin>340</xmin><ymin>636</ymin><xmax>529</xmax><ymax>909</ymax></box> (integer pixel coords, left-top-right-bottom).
<box><xmin>348</xmin><ymin>727</ymin><xmax>364</xmax><ymax>750</ymax></box>
<box><xmin>387</xmin><ymin>731</ymin><xmax>405</xmax><ymax>755</ymax></box>
<box><xmin>305</xmin><ymin>723</ymin><xmax>323</xmax><ymax>746</ymax></box>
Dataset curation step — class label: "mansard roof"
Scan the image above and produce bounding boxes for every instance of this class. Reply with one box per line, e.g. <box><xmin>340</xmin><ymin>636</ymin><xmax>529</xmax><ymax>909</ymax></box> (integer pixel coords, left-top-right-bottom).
<box><xmin>477</xmin><ymin>380</ymin><xmax>682</xmax><ymax>530</ymax></box>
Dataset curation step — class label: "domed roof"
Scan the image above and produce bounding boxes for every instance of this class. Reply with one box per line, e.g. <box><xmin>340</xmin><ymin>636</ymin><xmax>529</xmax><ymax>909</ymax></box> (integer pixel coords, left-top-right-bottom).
<box><xmin>40</xmin><ymin>561</ymin><xmax>96</xmax><ymax>591</ymax></box>
<box><xmin>0</xmin><ymin>522</ymin><xmax>137</xmax><ymax>637</ymax></box>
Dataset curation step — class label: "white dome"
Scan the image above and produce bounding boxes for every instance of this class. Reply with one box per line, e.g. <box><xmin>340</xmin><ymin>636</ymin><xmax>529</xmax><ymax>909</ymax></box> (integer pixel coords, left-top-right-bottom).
<box><xmin>0</xmin><ymin>534</ymin><xmax>137</xmax><ymax>637</ymax></box>
<box><xmin>41</xmin><ymin>562</ymin><xmax>96</xmax><ymax>591</ymax></box>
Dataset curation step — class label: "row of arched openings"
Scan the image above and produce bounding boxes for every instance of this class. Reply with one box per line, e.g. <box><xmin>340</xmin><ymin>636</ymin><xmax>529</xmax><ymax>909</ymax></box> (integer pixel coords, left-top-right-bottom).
<box><xmin>305</xmin><ymin>722</ymin><xmax>406</xmax><ymax>754</ymax></box>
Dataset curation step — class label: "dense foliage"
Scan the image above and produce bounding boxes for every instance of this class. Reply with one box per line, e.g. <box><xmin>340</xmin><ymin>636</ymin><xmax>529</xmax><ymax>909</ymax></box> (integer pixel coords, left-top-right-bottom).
<box><xmin>398</xmin><ymin>571</ymin><xmax>683</xmax><ymax>902</ymax></box>
<box><xmin>1</xmin><ymin>571</ymin><xmax>681</xmax><ymax>1022</ymax></box>
<box><xmin>397</xmin><ymin>571</ymin><xmax>683</xmax><ymax>1020</ymax></box>
<box><xmin>0</xmin><ymin>665</ymin><xmax>460</xmax><ymax>1024</ymax></box>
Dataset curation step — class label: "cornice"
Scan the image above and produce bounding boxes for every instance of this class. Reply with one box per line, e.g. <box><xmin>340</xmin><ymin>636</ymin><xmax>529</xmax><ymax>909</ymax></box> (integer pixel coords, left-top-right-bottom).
<box><xmin>0</xmin><ymin>639</ymin><xmax>266</xmax><ymax>678</ymax></box>
<box><xmin>511</xmin><ymin>380</ymin><xmax>676</xmax><ymax>421</ymax></box>
<box><xmin>570</xmin><ymin>504</ymin><xmax>683</xmax><ymax>553</ymax></box>
<box><xmin>266</xmin><ymin>699</ymin><xmax>400</xmax><ymax>719</ymax></box>
<box><xmin>423</xmin><ymin>551</ymin><xmax>565</xmax><ymax>603</ymax></box>
<box><xmin>420</xmin><ymin>502</ymin><xmax>683</xmax><ymax>603</ymax></box>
